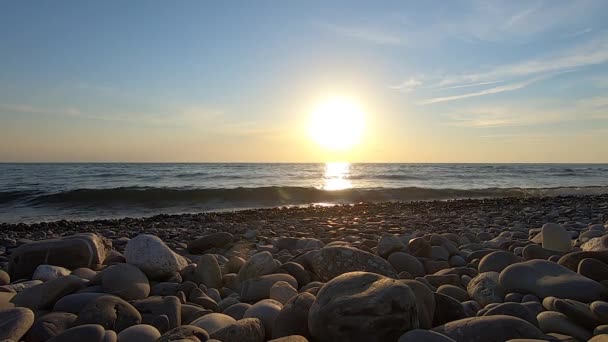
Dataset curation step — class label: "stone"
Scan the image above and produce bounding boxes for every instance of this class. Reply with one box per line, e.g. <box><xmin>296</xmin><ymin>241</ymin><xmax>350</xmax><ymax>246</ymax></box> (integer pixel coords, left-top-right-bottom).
<box><xmin>542</xmin><ymin>223</ymin><xmax>572</xmax><ymax>252</ymax></box>
<box><xmin>437</xmin><ymin>284</ymin><xmax>469</xmax><ymax>302</ymax></box>
<box><xmin>188</xmin><ymin>232</ymin><xmax>234</xmax><ymax>254</ymax></box>
<box><xmin>592</xmin><ymin>301</ymin><xmax>608</xmax><ymax>324</ymax></box>
<box><xmin>398</xmin><ymin>329</ymin><xmax>456</xmax><ymax>342</ymax></box>
<box><xmin>582</xmin><ymin>235</ymin><xmax>608</xmax><ymax>251</ymax></box>
<box><xmin>71</xmin><ymin>267</ymin><xmax>97</xmax><ymax>280</ymax></box>
<box><xmin>47</xmin><ymin>324</ymin><xmax>106</xmax><ymax>342</ymax></box>
<box><xmin>377</xmin><ymin>234</ymin><xmax>406</xmax><ymax>259</ymax></box>
<box><xmin>10</xmin><ymin>275</ymin><xmax>85</xmax><ymax>310</ymax></box>
<box><xmin>102</xmin><ymin>263</ymin><xmax>150</xmax><ymax>300</ymax></box>
<box><xmin>449</xmin><ymin>255</ymin><xmax>467</xmax><ymax>267</ymax></box>
<box><xmin>0</xmin><ymin>270</ymin><xmax>9</xmax><ymax>285</ymax></box>
<box><xmin>223</xmin><ymin>303</ymin><xmax>252</xmax><ymax>320</ymax></box>
<box><xmin>244</xmin><ymin>299</ymin><xmax>283</xmax><ymax>338</ymax></box>
<box><xmin>595</xmin><ymin>325</ymin><xmax>608</xmax><ymax>335</ymax></box>
<box><xmin>124</xmin><ymin>234</ymin><xmax>187</xmax><ymax>280</ymax></box>
<box><xmin>74</xmin><ymin>295</ymin><xmax>142</xmax><ymax>333</ymax></box>
<box><xmin>27</xmin><ymin>311</ymin><xmax>78</xmax><ymax>342</ymax></box>
<box><xmin>278</xmin><ymin>262</ymin><xmax>310</xmax><ymax>288</ymax></box>
<box><xmin>276</xmin><ymin>237</ymin><xmax>323</xmax><ymax>252</ymax></box>
<box><xmin>157</xmin><ymin>325</ymin><xmax>210</xmax><ymax>342</ymax></box>
<box><xmin>552</xmin><ymin>298</ymin><xmax>599</xmax><ymax>330</ymax></box>
<box><xmin>0</xmin><ymin>307</ymin><xmax>35</xmax><ymax>341</ymax></box>
<box><xmin>53</xmin><ymin>293</ymin><xmax>109</xmax><ymax>313</ymax></box>
<box><xmin>430</xmin><ymin>246</ymin><xmax>450</xmax><ymax>261</ymax></box>
<box><xmin>311</xmin><ymin>246</ymin><xmax>398</xmax><ymax>282</ymax></box>
<box><xmin>117</xmin><ymin>324</ymin><xmax>161</xmax><ymax>342</ymax></box>
<box><xmin>408</xmin><ymin>238</ymin><xmax>432</xmax><ymax>258</ymax></box>
<box><xmin>237</xmin><ymin>251</ymin><xmax>277</xmax><ymax>284</ymax></box>
<box><xmin>9</xmin><ymin>233</ymin><xmax>111</xmax><ymax>280</ymax></box>
<box><xmin>499</xmin><ymin>259</ymin><xmax>605</xmax><ymax>301</ymax></box>
<box><xmin>32</xmin><ymin>265</ymin><xmax>71</xmax><ymax>282</ymax></box>
<box><xmin>308</xmin><ymin>271</ymin><xmax>418</xmax><ymax>342</ymax></box>
<box><xmin>590</xmin><ymin>335</ymin><xmax>608</xmax><ymax>342</ymax></box>
<box><xmin>433</xmin><ymin>292</ymin><xmax>467</xmax><ymax>327</ymax></box>
<box><xmin>537</xmin><ymin>311</ymin><xmax>592</xmax><ymax>341</ymax></box>
<box><xmin>240</xmin><ymin>274</ymin><xmax>298</xmax><ymax>302</ymax></box>
<box><xmin>558</xmin><ymin>250</ymin><xmax>608</xmax><ymax>271</ymax></box>
<box><xmin>131</xmin><ymin>296</ymin><xmax>182</xmax><ymax>330</ymax></box>
<box><xmin>189</xmin><ymin>287</ymin><xmax>219</xmax><ymax>311</ymax></box>
<box><xmin>210</xmin><ymin>318</ymin><xmax>265</xmax><ymax>342</ymax></box>
<box><xmin>388</xmin><ymin>252</ymin><xmax>425</xmax><ymax>277</ymax></box>
<box><xmin>522</xmin><ymin>245</ymin><xmax>566</xmax><ymax>261</ymax></box>
<box><xmin>182</xmin><ymin>303</ymin><xmax>211</xmax><ymax>325</ymax></box>
<box><xmin>482</xmin><ymin>302</ymin><xmax>538</xmax><ymax>326</ymax></box>
<box><xmin>467</xmin><ymin>272</ymin><xmax>505</xmax><ymax>307</ymax></box>
<box><xmin>194</xmin><ymin>254</ymin><xmax>223</xmax><ymax>289</ymax></box>
<box><xmin>268</xmin><ymin>336</ymin><xmax>309</xmax><ymax>342</ymax></box>
<box><xmin>226</xmin><ymin>256</ymin><xmax>246</xmax><ymax>274</ymax></box>
<box><xmin>578</xmin><ymin>258</ymin><xmax>608</xmax><ymax>282</ymax></box>
<box><xmin>269</xmin><ymin>281</ymin><xmax>298</xmax><ymax>305</ymax></box>
<box><xmin>401</xmin><ymin>279</ymin><xmax>435</xmax><ymax>329</ymax></box>
<box><xmin>191</xmin><ymin>313</ymin><xmax>236</xmax><ymax>335</ymax></box>
<box><xmin>432</xmin><ymin>315</ymin><xmax>545</xmax><ymax>342</ymax></box>
<box><xmin>272</xmin><ymin>292</ymin><xmax>314</xmax><ymax>339</ymax></box>
<box><xmin>479</xmin><ymin>251</ymin><xmax>523</xmax><ymax>273</ymax></box>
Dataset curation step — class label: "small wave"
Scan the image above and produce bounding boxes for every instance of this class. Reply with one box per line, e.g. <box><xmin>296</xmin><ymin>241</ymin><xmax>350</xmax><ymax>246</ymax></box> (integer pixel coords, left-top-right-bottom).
<box><xmin>349</xmin><ymin>174</ymin><xmax>424</xmax><ymax>180</ymax></box>
<box><xmin>20</xmin><ymin>185</ymin><xmax>608</xmax><ymax>209</ymax></box>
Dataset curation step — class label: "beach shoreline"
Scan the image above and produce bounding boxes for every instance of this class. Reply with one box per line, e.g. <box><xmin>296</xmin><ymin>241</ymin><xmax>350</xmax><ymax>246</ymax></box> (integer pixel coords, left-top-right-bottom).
<box><xmin>2</xmin><ymin>194</ymin><xmax>606</xmax><ymax>239</ymax></box>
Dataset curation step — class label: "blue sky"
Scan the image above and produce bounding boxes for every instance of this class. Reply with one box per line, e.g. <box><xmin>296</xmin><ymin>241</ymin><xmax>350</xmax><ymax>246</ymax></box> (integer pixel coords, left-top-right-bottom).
<box><xmin>1</xmin><ymin>0</ymin><xmax>608</xmax><ymax>162</ymax></box>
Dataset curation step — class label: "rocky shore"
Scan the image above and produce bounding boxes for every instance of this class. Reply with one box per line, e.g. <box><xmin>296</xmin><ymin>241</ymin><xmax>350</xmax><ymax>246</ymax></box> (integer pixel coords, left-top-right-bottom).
<box><xmin>1</xmin><ymin>194</ymin><xmax>608</xmax><ymax>341</ymax></box>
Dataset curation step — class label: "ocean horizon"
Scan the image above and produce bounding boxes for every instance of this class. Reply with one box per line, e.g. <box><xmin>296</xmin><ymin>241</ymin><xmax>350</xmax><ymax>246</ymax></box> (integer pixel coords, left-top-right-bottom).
<box><xmin>2</xmin><ymin>162</ymin><xmax>608</xmax><ymax>223</ymax></box>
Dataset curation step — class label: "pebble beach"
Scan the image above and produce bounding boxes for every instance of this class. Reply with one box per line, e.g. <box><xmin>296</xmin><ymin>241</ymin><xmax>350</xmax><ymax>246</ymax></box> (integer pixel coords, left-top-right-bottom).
<box><xmin>1</xmin><ymin>194</ymin><xmax>608</xmax><ymax>341</ymax></box>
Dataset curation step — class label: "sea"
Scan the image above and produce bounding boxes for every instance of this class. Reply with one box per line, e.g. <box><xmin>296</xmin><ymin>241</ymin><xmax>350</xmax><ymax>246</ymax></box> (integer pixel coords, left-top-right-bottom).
<box><xmin>1</xmin><ymin>163</ymin><xmax>608</xmax><ymax>223</ymax></box>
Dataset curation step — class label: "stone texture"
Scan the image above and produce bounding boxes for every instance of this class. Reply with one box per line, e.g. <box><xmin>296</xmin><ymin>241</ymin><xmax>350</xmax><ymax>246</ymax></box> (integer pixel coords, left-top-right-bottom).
<box><xmin>541</xmin><ymin>223</ymin><xmax>572</xmax><ymax>252</ymax></box>
<box><xmin>101</xmin><ymin>263</ymin><xmax>150</xmax><ymax>300</ymax></box>
<box><xmin>210</xmin><ymin>318</ymin><xmax>265</xmax><ymax>342</ymax></box>
<box><xmin>377</xmin><ymin>234</ymin><xmax>406</xmax><ymax>259</ymax></box>
<box><xmin>9</xmin><ymin>233</ymin><xmax>111</xmax><ymax>279</ymax></box>
<box><xmin>116</xmin><ymin>324</ymin><xmax>161</xmax><ymax>342</ymax></box>
<box><xmin>47</xmin><ymin>324</ymin><xmax>106</xmax><ymax>342</ymax></box>
<box><xmin>240</xmin><ymin>274</ymin><xmax>298</xmax><ymax>303</ymax></box>
<box><xmin>243</xmin><ymin>299</ymin><xmax>283</xmax><ymax>338</ymax></box>
<box><xmin>478</xmin><ymin>251</ymin><xmax>523</xmax><ymax>273</ymax></box>
<box><xmin>157</xmin><ymin>325</ymin><xmax>210</xmax><ymax>342</ymax></box>
<box><xmin>74</xmin><ymin>295</ymin><xmax>142</xmax><ymax>333</ymax></box>
<box><xmin>188</xmin><ymin>232</ymin><xmax>234</xmax><ymax>254</ymax></box>
<box><xmin>191</xmin><ymin>313</ymin><xmax>236</xmax><ymax>335</ymax></box>
<box><xmin>388</xmin><ymin>252</ymin><xmax>425</xmax><ymax>277</ymax></box>
<box><xmin>237</xmin><ymin>251</ymin><xmax>277</xmax><ymax>284</ymax></box>
<box><xmin>398</xmin><ymin>329</ymin><xmax>456</xmax><ymax>342</ymax></box>
<box><xmin>194</xmin><ymin>254</ymin><xmax>223</xmax><ymax>289</ymax></box>
<box><xmin>432</xmin><ymin>315</ymin><xmax>545</xmax><ymax>342</ymax></box>
<box><xmin>124</xmin><ymin>234</ymin><xmax>187</xmax><ymax>280</ymax></box>
<box><xmin>32</xmin><ymin>265</ymin><xmax>71</xmax><ymax>282</ymax></box>
<box><xmin>0</xmin><ymin>307</ymin><xmax>35</xmax><ymax>341</ymax></box>
<box><xmin>400</xmin><ymin>279</ymin><xmax>435</xmax><ymax>329</ymax></box>
<box><xmin>26</xmin><ymin>311</ymin><xmax>78</xmax><ymax>342</ymax></box>
<box><xmin>467</xmin><ymin>272</ymin><xmax>505</xmax><ymax>307</ymax></box>
<box><xmin>131</xmin><ymin>296</ymin><xmax>182</xmax><ymax>330</ymax></box>
<box><xmin>499</xmin><ymin>259</ymin><xmax>605</xmax><ymax>301</ymax></box>
<box><xmin>10</xmin><ymin>275</ymin><xmax>85</xmax><ymax>310</ymax></box>
<box><xmin>537</xmin><ymin>311</ymin><xmax>592</xmax><ymax>341</ymax></box>
<box><xmin>311</xmin><ymin>246</ymin><xmax>398</xmax><ymax>282</ymax></box>
<box><xmin>308</xmin><ymin>271</ymin><xmax>418</xmax><ymax>342</ymax></box>
<box><xmin>272</xmin><ymin>292</ymin><xmax>314</xmax><ymax>339</ymax></box>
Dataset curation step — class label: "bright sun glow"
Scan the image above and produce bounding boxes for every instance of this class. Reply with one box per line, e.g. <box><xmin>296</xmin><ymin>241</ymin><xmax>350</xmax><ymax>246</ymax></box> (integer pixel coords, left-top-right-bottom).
<box><xmin>309</xmin><ymin>97</ymin><xmax>365</xmax><ymax>151</ymax></box>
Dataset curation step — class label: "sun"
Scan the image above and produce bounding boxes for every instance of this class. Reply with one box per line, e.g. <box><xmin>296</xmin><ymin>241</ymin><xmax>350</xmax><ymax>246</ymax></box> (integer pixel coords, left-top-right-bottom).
<box><xmin>309</xmin><ymin>97</ymin><xmax>365</xmax><ymax>151</ymax></box>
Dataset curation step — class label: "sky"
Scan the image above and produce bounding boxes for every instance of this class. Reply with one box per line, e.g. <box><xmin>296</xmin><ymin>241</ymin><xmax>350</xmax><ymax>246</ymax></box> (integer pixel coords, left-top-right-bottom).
<box><xmin>1</xmin><ymin>0</ymin><xmax>608</xmax><ymax>163</ymax></box>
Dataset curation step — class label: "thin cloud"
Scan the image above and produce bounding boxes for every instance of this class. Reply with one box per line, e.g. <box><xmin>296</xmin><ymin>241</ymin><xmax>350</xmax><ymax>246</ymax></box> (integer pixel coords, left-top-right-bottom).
<box><xmin>388</xmin><ymin>78</ymin><xmax>422</xmax><ymax>91</ymax></box>
<box><xmin>324</xmin><ymin>24</ymin><xmax>403</xmax><ymax>46</ymax></box>
<box><xmin>419</xmin><ymin>77</ymin><xmax>544</xmax><ymax>105</ymax></box>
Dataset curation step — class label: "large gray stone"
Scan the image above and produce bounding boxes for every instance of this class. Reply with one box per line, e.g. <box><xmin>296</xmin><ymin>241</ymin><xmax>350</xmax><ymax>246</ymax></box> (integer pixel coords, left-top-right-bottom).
<box><xmin>542</xmin><ymin>223</ymin><xmax>572</xmax><ymax>252</ymax></box>
<box><xmin>10</xmin><ymin>275</ymin><xmax>85</xmax><ymax>310</ymax></box>
<box><xmin>102</xmin><ymin>263</ymin><xmax>150</xmax><ymax>300</ymax></box>
<box><xmin>131</xmin><ymin>296</ymin><xmax>182</xmax><ymax>330</ymax></box>
<box><xmin>243</xmin><ymin>299</ymin><xmax>283</xmax><ymax>338</ymax></box>
<box><xmin>188</xmin><ymin>232</ymin><xmax>234</xmax><ymax>254</ymax></box>
<box><xmin>191</xmin><ymin>313</ymin><xmax>236</xmax><ymax>335</ymax></box>
<box><xmin>194</xmin><ymin>254</ymin><xmax>223</xmax><ymax>289</ymax></box>
<box><xmin>311</xmin><ymin>246</ymin><xmax>397</xmax><ymax>282</ymax></box>
<box><xmin>157</xmin><ymin>325</ymin><xmax>210</xmax><ymax>342</ymax></box>
<box><xmin>116</xmin><ymin>324</ymin><xmax>161</xmax><ymax>342</ymax></box>
<box><xmin>272</xmin><ymin>292</ymin><xmax>314</xmax><ymax>339</ymax></box>
<box><xmin>432</xmin><ymin>315</ymin><xmax>545</xmax><ymax>342</ymax></box>
<box><xmin>0</xmin><ymin>307</ymin><xmax>35</xmax><ymax>341</ymax></box>
<box><xmin>74</xmin><ymin>295</ymin><xmax>142</xmax><ymax>333</ymax></box>
<box><xmin>308</xmin><ymin>271</ymin><xmax>418</xmax><ymax>342</ymax></box>
<box><xmin>467</xmin><ymin>272</ymin><xmax>505</xmax><ymax>307</ymax></box>
<box><xmin>26</xmin><ymin>311</ymin><xmax>78</xmax><ymax>342</ymax></box>
<box><xmin>237</xmin><ymin>252</ymin><xmax>277</xmax><ymax>284</ymax></box>
<box><xmin>124</xmin><ymin>234</ymin><xmax>187</xmax><ymax>280</ymax></box>
<box><xmin>388</xmin><ymin>252</ymin><xmax>425</xmax><ymax>277</ymax></box>
<box><xmin>210</xmin><ymin>318</ymin><xmax>265</xmax><ymax>342</ymax></box>
<box><xmin>241</xmin><ymin>274</ymin><xmax>298</xmax><ymax>303</ymax></box>
<box><xmin>9</xmin><ymin>233</ymin><xmax>111</xmax><ymax>279</ymax></box>
<box><xmin>478</xmin><ymin>251</ymin><xmax>523</xmax><ymax>273</ymax></box>
<box><xmin>47</xmin><ymin>324</ymin><xmax>106</xmax><ymax>342</ymax></box>
<box><xmin>499</xmin><ymin>259</ymin><xmax>605</xmax><ymax>301</ymax></box>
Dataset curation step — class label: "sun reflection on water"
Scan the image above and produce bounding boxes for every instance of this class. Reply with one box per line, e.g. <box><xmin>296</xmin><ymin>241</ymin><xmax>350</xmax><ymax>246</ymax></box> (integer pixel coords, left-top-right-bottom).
<box><xmin>323</xmin><ymin>162</ymin><xmax>352</xmax><ymax>190</ymax></box>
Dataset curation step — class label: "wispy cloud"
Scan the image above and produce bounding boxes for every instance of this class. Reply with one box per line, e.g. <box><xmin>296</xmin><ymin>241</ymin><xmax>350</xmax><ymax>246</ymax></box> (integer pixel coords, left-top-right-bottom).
<box><xmin>419</xmin><ymin>77</ymin><xmax>545</xmax><ymax>105</ymax></box>
<box><xmin>563</xmin><ymin>28</ymin><xmax>593</xmax><ymax>39</ymax></box>
<box><xmin>388</xmin><ymin>78</ymin><xmax>421</xmax><ymax>91</ymax></box>
<box><xmin>324</xmin><ymin>24</ymin><xmax>403</xmax><ymax>46</ymax></box>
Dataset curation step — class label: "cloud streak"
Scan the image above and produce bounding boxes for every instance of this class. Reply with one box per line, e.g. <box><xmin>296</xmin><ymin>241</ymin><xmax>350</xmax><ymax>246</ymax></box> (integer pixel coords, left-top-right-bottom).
<box><xmin>324</xmin><ymin>24</ymin><xmax>403</xmax><ymax>46</ymax></box>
